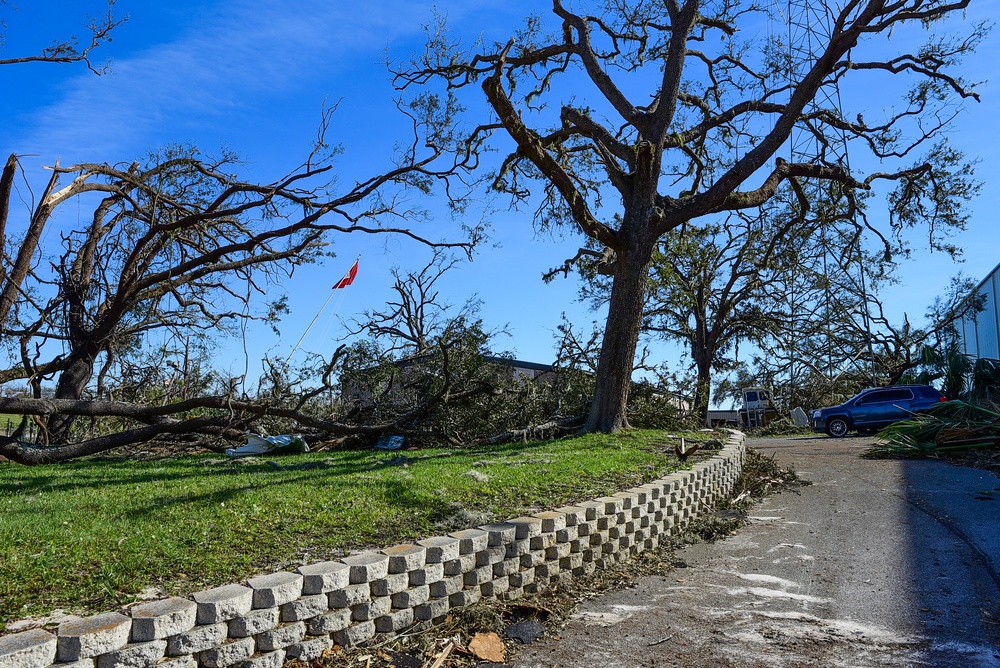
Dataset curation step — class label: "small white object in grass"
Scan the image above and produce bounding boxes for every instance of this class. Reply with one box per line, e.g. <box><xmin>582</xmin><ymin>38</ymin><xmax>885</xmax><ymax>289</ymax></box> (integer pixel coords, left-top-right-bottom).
<box><xmin>465</xmin><ymin>470</ymin><xmax>489</xmax><ymax>483</ymax></box>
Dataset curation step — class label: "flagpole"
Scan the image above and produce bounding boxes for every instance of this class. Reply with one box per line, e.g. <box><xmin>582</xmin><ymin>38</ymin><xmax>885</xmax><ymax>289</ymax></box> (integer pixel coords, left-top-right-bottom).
<box><xmin>284</xmin><ymin>255</ymin><xmax>360</xmax><ymax>364</ymax></box>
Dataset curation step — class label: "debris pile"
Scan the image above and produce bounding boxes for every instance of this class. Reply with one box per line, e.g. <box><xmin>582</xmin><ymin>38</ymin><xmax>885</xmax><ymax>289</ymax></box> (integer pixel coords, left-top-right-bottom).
<box><xmin>871</xmin><ymin>401</ymin><xmax>1000</xmax><ymax>457</ymax></box>
<box><xmin>301</xmin><ymin>601</ymin><xmax>553</xmax><ymax>668</ymax></box>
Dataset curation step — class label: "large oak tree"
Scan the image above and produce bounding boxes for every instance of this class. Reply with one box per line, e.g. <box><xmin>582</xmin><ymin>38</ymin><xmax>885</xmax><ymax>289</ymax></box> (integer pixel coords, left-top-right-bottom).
<box><xmin>396</xmin><ymin>0</ymin><xmax>984</xmax><ymax>432</ymax></box>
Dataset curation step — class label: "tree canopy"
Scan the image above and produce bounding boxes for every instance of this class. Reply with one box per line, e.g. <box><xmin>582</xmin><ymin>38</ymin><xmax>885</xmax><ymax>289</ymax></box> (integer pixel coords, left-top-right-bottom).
<box><xmin>395</xmin><ymin>0</ymin><xmax>985</xmax><ymax>432</ymax></box>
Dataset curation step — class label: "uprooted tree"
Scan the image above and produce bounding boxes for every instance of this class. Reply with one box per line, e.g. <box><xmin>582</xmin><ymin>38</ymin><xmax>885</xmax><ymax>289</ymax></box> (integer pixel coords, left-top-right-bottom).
<box><xmin>395</xmin><ymin>0</ymin><xmax>984</xmax><ymax>432</ymax></box>
<box><xmin>0</xmin><ymin>99</ymin><xmax>485</xmax><ymax>464</ymax></box>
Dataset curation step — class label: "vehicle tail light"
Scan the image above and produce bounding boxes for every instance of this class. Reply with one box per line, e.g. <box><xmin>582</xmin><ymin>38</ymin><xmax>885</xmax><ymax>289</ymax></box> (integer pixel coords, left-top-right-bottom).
<box><xmin>939</xmin><ymin>396</ymin><xmax>948</xmax><ymax>402</ymax></box>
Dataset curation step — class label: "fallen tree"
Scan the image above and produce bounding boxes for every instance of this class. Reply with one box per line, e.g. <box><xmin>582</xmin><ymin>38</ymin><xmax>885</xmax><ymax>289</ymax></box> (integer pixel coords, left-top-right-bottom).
<box><xmin>0</xmin><ymin>92</ymin><xmax>490</xmax><ymax>463</ymax></box>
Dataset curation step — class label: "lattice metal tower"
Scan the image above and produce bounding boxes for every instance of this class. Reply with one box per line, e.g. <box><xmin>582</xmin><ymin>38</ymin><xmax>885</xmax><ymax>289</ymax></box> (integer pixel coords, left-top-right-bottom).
<box><xmin>782</xmin><ymin>0</ymin><xmax>878</xmax><ymax>393</ymax></box>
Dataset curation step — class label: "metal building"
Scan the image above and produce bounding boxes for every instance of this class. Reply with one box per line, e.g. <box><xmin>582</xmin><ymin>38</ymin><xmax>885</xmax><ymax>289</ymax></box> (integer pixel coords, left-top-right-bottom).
<box><xmin>958</xmin><ymin>261</ymin><xmax>1000</xmax><ymax>360</ymax></box>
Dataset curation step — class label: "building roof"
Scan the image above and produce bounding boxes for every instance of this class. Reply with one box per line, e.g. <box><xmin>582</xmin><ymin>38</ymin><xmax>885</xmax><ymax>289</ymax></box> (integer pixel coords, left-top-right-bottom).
<box><xmin>483</xmin><ymin>356</ymin><xmax>554</xmax><ymax>372</ymax></box>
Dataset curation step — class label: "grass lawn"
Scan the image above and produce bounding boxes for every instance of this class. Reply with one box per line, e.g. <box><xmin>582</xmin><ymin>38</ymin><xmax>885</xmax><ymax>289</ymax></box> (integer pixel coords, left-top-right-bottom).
<box><xmin>0</xmin><ymin>414</ymin><xmax>22</xmax><ymax>434</ymax></box>
<box><xmin>0</xmin><ymin>429</ymin><xmax>715</xmax><ymax>626</ymax></box>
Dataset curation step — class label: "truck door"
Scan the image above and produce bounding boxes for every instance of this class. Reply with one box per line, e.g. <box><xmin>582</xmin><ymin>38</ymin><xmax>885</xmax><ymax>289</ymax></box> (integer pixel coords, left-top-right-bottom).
<box><xmin>742</xmin><ymin>389</ymin><xmax>765</xmax><ymax>427</ymax></box>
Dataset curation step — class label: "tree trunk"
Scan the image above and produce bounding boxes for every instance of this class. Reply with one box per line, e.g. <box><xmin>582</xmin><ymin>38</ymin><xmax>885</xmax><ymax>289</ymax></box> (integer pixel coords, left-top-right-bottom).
<box><xmin>46</xmin><ymin>354</ymin><xmax>96</xmax><ymax>444</ymax></box>
<box><xmin>2</xmin><ymin>416</ymin><xmax>231</xmax><ymax>465</ymax></box>
<box><xmin>585</xmin><ymin>236</ymin><xmax>656</xmax><ymax>433</ymax></box>
<box><xmin>692</xmin><ymin>347</ymin><xmax>712</xmax><ymax>426</ymax></box>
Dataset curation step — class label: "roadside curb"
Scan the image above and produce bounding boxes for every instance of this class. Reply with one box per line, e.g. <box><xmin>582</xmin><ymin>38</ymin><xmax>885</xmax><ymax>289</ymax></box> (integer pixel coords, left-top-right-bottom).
<box><xmin>1</xmin><ymin>431</ymin><xmax>746</xmax><ymax>668</ymax></box>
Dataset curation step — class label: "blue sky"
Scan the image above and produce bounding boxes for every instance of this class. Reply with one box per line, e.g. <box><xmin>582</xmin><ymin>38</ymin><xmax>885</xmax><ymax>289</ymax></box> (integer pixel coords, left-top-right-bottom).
<box><xmin>3</xmin><ymin>0</ymin><xmax>999</xmax><ymax>405</ymax></box>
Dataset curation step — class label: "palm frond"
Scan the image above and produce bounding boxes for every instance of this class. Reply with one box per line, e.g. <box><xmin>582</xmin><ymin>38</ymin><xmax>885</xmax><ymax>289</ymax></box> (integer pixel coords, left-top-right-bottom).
<box><xmin>869</xmin><ymin>400</ymin><xmax>1000</xmax><ymax>457</ymax></box>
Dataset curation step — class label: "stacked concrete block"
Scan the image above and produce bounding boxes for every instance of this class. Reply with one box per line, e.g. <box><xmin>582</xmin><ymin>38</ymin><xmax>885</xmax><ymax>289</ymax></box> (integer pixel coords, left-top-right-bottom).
<box><xmin>296</xmin><ymin>561</ymin><xmax>349</xmax><ymax>596</ymax></box>
<box><xmin>328</xmin><ymin>584</ymin><xmax>369</xmax><ymax>610</ymax></box>
<box><xmin>279</xmin><ymin>594</ymin><xmax>328</xmax><ymax>623</ymax></box>
<box><xmin>153</xmin><ymin>657</ymin><xmax>196</xmax><ymax>668</ymax></box>
<box><xmin>376</xmin><ymin>548</ymin><xmax>428</xmax><ymax>620</ymax></box>
<box><xmin>305</xmin><ymin>609</ymin><xmax>351</xmax><ymax>637</ymax></box>
<box><xmin>201</xmin><ymin>578</ymin><xmax>295</xmax><ymax>668</ymax></box>
<box><xmin>369</xmin><ymin>573</ymin><xmax>408</xmax><ymax>598</ymax></box>
<box><xmin>131</xmin><ymin>599</ymin><xmax>196</xmax><ymax>643</ymax></box>
<box><xmin>406</xmin><ymin>562</ymin><xmax>443</xmax><ymax>587</ymax></box>
<box><xmin>332</xmin><ymin>621</ymin><xmax>374</xmax><ymax>649</ymax></box>
<box><xmin>2</xmin><ymin>432</ymin><xmax>745</xmax><ymax>668</ymax></box>
<box><xmin>284</xmin><ymin>635</ymin><xmax>331</xmax><ymax>662</ymax></box>
<box><xmin>254</xmin><ymin>622</ymin><xmax>305</xmax><ymax>652</ymax></box>
<box><xmin>177</xmin><ymin>617</ymin><xmax>252</xmax><ymax>668</ymax></box>
<box><xmin>335</xmin><ymin>553</ymin><xmax>389</xmax><ymax>632</ymax></box>
<box><xmin>351</xmin><ymin>596</ymin><xmax>390</xmax><ymax>622</ymax></box>
<box><xmin>428</xmin><ymin>575</ymin><xmax>463</xmax><ymax>600</ymax></box>
<box><xmin>226</xmin><ymin>608</ymin><xmax>281</xmax><ymax>638</ymax></box>
<box><xmin>409</xmin><ymin>536</ymin><xmax>467</xmax><ymax>621</ymax></box>
<box><xmin>481</xmin><ymin>521</ymin><xmax>519</xmax><ymax>599</ymax></box>
<box><xmin>246</xmin><ymin>573</ymin><xmax>302</xmax><ymax>610</ymax></box>
<box><xmin>165</xmin><ymin>623</ymin><xmax>227</xmax><ymax>657</ymax></box>
<box><xmin>374</xmin><ymin>606</ymin><xmax>414</xmax><ymax>634</ymax></box>
<box><xmin>57</xmin><ymin>614</ymin><xmax>132</xmax><ymax>663</ymax></box>
<box><xmin>192</xmin><ymin>586</ymin><xmax>253</xmax><ymax>626</ymax></box>
<box><xmin>95</xmin><ymin>639</ymin><xmax>166</xmax><ymax>668</ymax></box>
<box><xmin>416</xmin><ymin>536</ymin><xmax>460</xmax><ymax>564</ymax></box>
<box><xmin>198</xmin><ymin>637</ymin><xmax>254</xmax><ymax>668</ymax></box>
<box><xmin>0</xmin><ymin>628</ymin><xmax>57</xmax><ymax>668</ymax></box>
<box><xmin>510</xmin><ymin>515</ymin><xmax>542</xmax><ymax>537</ymax></box>
<box><xmin>448</xmin><ymin>586</ymin><xmax>481</xmax><ymax>608</ymax></box>
<box><xmin>239</xmin><ymin>650</ymin><xmax>284</xmax><ymax>668</ymax></box>
<box><xmin>341</xmin><ymin>554</ymin><xmax>388</xmax><ymax>585</ymax></box>
<box><xmin>412</xmin><ymin>596</ymin><xmax>450</xmax><ymax>622</ymax></box>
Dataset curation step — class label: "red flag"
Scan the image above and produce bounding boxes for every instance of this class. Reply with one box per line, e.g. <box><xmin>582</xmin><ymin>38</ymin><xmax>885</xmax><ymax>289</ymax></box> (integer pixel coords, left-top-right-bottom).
<box><xmin>333</xmin><ymin>258</ymin><xmax>359</xmax><ymax>289</ymax></box>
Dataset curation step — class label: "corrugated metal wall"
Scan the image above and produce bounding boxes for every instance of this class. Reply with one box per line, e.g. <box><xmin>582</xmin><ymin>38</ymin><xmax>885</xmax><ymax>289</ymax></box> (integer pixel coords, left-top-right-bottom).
<box><xmin>959</xmin><ymin>262</ymin><xmax>1000</xmax><ymax>360</ymax></box>
<box><xmin>961</xmin><ymin>312</ymin><xmax>979</xmax><ymax>357</ymax></box>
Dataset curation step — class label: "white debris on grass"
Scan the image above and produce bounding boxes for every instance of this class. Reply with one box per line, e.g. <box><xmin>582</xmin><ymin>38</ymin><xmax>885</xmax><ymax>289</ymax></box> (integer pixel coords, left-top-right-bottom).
<box><xmin>465</xmin><ymin>470</ymin><xmax>489</xmax><ymax>483</ymax></box>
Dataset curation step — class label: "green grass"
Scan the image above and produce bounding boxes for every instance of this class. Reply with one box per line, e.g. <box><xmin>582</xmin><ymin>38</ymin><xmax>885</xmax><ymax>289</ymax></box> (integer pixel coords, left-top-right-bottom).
<box><xmin>0</xmin><ymin>429</ymin><xmax>710</xmax><ymax>625</ymax></box>
<box><xmin>0</xmin><ymin>414</ymin><xmax>22</xmax><ymax>434</ymax></box>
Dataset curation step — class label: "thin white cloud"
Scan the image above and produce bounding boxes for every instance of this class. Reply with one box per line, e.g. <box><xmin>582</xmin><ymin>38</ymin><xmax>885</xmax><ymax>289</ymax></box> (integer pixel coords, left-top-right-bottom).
<box><xmin>9</xmin><ymin>0</ymin><xmax>470</xmax><ymax>167</ymax></box>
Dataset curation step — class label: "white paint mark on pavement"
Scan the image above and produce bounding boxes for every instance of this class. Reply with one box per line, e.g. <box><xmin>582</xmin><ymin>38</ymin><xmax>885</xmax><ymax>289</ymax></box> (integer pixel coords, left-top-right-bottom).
<box><xmin>570</xmin><ymin>604</ymin><xmax>652</xmax><ymax>627</ymax></box>
<box><xmin>710</xmin><ymin>584</ymin><xmax>832</xmax><ymax>604</ymax></box>
<box><xmin>727</xmin><ymin>572</ymin><xmax>801</xmax><ymax>589</ymax></box>
<box><xmin>772</xmin><ymin>554</ymin><xmax>815</xmax><ymax>563</ymax></box>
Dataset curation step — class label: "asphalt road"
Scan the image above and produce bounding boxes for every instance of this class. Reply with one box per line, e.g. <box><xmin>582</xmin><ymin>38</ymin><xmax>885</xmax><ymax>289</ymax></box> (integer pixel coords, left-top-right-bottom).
<box><xmin>510</xmin><ymin>435</ymin><xmax>1000</xmax><ymax>667</ymax></box>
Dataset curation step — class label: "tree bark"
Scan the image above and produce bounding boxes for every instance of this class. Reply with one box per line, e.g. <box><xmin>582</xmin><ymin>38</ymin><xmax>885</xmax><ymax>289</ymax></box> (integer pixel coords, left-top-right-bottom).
<box><xmin>585</xmin><ymin>233</ymin><xmax>657</xmax><ymax>432</ymax></box>
<box><xmin>692</xmin><ymin>346</ymin><xmax>713</xmax><ymax>426</ymax></box>
<box><xmin>0</xmin><ymin>417</ymin><xmax>232</xmax><ymax>465</ymax></box>
<box><xmin>46</xmin><ymin>353</ymin><xmax>98</xmax><ymax>443</ymax></box>
<box><xmin>0</xmin><ymin>159</ymin><xmax>54</xmax><ymax>328</ymax></box>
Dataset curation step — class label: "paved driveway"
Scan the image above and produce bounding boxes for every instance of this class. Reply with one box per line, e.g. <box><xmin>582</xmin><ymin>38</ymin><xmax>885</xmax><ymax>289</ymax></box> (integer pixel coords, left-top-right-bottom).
<box><xmin>511</xmin><ymin>435</ymin><xmax>1000</xmax><ymax>667</ymax></box>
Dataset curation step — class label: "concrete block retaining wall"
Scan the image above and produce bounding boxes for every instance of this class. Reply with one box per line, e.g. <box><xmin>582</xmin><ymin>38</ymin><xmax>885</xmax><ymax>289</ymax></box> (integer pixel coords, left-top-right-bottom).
<box><xmin>1</xmin><ymin>433</ymin><xmax>745</xmax><ymax>668</ymax></box>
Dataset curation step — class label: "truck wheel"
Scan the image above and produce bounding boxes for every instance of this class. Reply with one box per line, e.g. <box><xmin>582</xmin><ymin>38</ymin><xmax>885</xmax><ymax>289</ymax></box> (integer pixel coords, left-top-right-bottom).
<box><xmin>826</xmin><ymin>417</ymin><xmax>849</xmax><ymax>438</ymax></box>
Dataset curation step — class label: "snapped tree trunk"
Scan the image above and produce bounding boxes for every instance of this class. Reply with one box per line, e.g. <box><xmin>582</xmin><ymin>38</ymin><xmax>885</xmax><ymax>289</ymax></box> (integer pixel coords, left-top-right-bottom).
<box><xmin>585</xmin><ymin>236</ymin><xmax>656</xmax><ymax>433</ymax></box>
